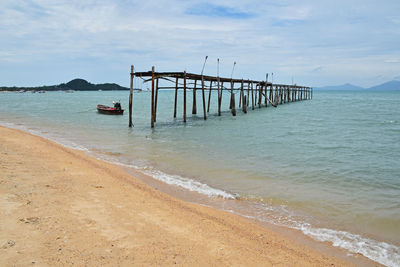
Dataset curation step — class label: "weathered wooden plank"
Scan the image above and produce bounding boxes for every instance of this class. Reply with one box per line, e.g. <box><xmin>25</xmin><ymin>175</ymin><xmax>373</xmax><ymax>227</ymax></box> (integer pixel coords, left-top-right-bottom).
<box><xmin>154</xmin><ymin>78</ymin><xmax>159</xmax><ymax>122</ymax></box>
<box><xmin>183</xmin><ymin>71</ymin><xmax>187</xmax><ymax>122</ymax></box>
<box><xmin>192</xmin><ymin>80</ymin><xmax>197</xmax><ymax>115</ymax></box>
<box><xmin>151</xmin><ymin>66</ymin><xmax>155</xmax><ymax>128</ymax></box>
<box><xmin>173</xmin><ymin>77</ymin><xmax>178</xmax><ymax>118</ymax></box>
<box><xmin>129</xmin><ymin>65</ymin><xmax>134</xmax><ymax>127</ymax></box>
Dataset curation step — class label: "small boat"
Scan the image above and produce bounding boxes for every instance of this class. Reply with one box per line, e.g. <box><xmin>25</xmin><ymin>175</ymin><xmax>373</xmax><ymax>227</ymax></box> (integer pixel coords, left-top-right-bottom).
<box><xmin>97</xmin><ymin>101</ymin><xmax>124</xmax><ymax>115</ymax></box>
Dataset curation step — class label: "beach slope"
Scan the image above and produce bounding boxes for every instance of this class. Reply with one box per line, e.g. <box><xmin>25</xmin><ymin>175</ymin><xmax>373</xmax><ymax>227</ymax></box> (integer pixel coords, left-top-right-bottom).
<box><xmin>0</xmin><ymin>126</ymin><xmax>360</xmax><ymax>266</ymax></box>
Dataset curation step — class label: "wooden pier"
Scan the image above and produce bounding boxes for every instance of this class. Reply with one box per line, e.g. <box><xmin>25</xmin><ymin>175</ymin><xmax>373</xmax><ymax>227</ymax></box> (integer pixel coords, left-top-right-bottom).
<box><xmin>129</xmin><ymin>65</ymin><xmax>312</xmax><ymax>128</ymax></box>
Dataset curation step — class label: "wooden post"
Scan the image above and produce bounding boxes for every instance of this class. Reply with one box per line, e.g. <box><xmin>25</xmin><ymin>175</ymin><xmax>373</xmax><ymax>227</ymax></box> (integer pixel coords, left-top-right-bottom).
<box><xmin>293</xmin><ymin>87</ymin><xmax>296</xmax><ymax>102</ymax></box>
<box><xmin>300</xmin><ymin>87</ymin><xmax>302</xmax><ymax>101</ymax></box>
<box><xmin>231</xmin><ymin>81</ymin><xmax>236</xmax><ymax>116</ymax></box>
<box><xmin>229</xmin><ymin>81</ymin><xmax>233</xmax><ymax>110</ymax></box>
<box><xmin>183</xmin><ymin>71</ymin><xmax>187</xmax><ymax>123</ymax></box>
<box><xmin>270</xmin><ymin>84</ymin><xmax>273</xmax><ymax>104</ymax></box>
<box><xmin>154</xmin><ymin>78</ymin><xmax>159</xmax><ymax>122</ymax></box>
<box><xmin>239</xmin><ymin>85</ymin><xmax>242</xmax><ymax>108</ymax></box>
<box><xmin>251</xmin><ymin>82</ymin><xmax>254</xmax><ymax>110</ymax></box>
<box><xmin>246</xmin><ymin>81</ymin><xmax>250</xmax><ymax>106</ymax></box>
<box><xmin>241</xmin><ymin>79</ymin><xmax>246</xmax><ymax>113</ymax></box>
<box><xmin>151</xmin><ymin>66</ymin><xmax>155</xmax><ymax>128</ymax></box>
<box><xmin>129</xmin><ymin>65</ymin><xmax>134</xmax><ymax>127</ymax></box>
<box><xmin>285</xmin><ymin>86</ymin><xmax>288</xmax><ymax>103</ymax></box>
<box><xmin>201</xmin><ymin>76</ymin><xmax>207</xmax><ymax>120</ymax></box>
<box><xmin>258</xmin><ymin>84</ymin><xmax>262</xmax><ymax>108</ymax></box>
<box><xmin>207</xmin><ymin>81</ymin><xmax>212</xmax><ymax>112</ymax></box>
<box><xmin>254</xmin><ymin>84</ymin><xmax>257</xmax><ymax>106</ymax></box>
<box><xmin>280</xmin><ymin>86</ymin><xmax>283</xmax><ymax>104</ymax></box>
<box><xmin>192</xmin><ymin>80</ymin><xmax>197</xmax><ymax>114</ymax></box>
<box><xmin>218</xmin><ymin>82</ymin><xmax>223</xmax><ymax>116</ymax></box>
<box><xmin>173</xmin><ymin>77</ymin><xmax>178</xmax><ymax>118</ymax></box>
<box><xmin>265</xmin><ymin>74</ymin><xmax>268</xmax><ymax>107</ymax></box>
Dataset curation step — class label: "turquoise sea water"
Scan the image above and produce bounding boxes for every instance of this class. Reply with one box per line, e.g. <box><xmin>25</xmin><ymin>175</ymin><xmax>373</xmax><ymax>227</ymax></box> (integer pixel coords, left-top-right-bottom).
<box><xmin>1</xmin><ymin>89</ymin><xmax>399</xmax><ymax>266</ymax></box>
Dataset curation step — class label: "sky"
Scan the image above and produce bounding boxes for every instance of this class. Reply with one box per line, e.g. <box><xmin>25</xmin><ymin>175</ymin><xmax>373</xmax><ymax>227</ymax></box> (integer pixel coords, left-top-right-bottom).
<box><xmin>0</xmin><ymin>0</ymin><xmax>399</xmax><ymax>87</ymax></box>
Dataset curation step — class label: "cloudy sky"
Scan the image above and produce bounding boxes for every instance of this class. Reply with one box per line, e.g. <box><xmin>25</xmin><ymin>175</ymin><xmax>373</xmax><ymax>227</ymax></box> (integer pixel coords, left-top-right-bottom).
<box><xmin>0</xmin><ymin>0</ymin><xmax>399</xmax><ymax>87</ymax></box>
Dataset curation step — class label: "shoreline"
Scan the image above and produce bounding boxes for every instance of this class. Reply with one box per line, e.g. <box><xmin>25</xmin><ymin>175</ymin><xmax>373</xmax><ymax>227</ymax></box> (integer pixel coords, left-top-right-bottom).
<box><xmin>0</xmin><ymin>126</ymin><xmax>379</xmax><ymax>266</ymax></box>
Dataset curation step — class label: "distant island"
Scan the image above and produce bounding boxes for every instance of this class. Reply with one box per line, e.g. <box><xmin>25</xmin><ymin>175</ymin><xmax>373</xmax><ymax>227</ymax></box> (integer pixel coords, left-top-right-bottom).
<box><xmin>315</xmin><ymin>80</ymin><xmax>400</xmax><ymax>91</ymax></box>
<box><xmin>0</xmin><ymin>78</ymin><xmax>139</xmax><ymax>92</ymax></box>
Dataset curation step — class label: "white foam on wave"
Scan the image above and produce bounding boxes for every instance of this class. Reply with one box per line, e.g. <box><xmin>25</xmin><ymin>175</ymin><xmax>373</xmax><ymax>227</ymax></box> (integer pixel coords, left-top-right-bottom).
<box><xmin>2</xmin><ymin>120</ymin><xmax>399</xmax><ymax>266</ymax></box>
<box><xmin>232</xmin><ymin>200</ymin><xmax>400</xmax><ymax>267</ymax></box>
<box><xmin>295</xmin><ymin>223</ymin><xmax>400</xmax><ymax>267</ymax></box>
<box><xmin>90</xmin><ymin>152</ymin><xmax>236</xmax><ymax>199</ymax></box>
<box><xmin>141</xmin><ymin>167</ymin><xmax>236</xmax><ymax>199</ymax></box>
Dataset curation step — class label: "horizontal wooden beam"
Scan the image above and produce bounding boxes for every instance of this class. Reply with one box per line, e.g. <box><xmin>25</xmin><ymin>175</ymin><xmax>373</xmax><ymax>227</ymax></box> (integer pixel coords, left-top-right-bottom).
<box><xmin>135</xmin><ymin>71</ymin><xmax>311</xmax><ymax>89</ymax></box>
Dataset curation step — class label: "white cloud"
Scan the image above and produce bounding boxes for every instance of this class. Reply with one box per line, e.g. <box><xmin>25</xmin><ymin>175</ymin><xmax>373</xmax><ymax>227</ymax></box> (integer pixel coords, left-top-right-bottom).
<box><xmin>0</xmin><ymin>0</ymin><xmax>399</xmax><ymax>87</ymax></box>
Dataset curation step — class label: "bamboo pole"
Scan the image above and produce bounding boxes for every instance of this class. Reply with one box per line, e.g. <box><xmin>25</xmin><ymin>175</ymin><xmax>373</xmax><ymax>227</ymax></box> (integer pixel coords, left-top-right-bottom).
<box><xmin>129</xmin><ymin>65</ymin><xmax>134</xmax><ymax>127</ymax></box>
<box><xmin>151</xmin><ymin>66</ymin><xmax>155</xmax><ymax>128</ymax></box>
<box><xmin>173</xmin><ymin>77</ymin><xmax>178</xmax><ymax>118</ymax></box>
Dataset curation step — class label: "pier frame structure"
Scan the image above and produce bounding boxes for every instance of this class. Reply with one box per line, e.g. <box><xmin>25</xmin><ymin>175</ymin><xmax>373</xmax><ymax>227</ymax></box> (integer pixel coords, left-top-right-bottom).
<box><xmin>129</xmin><ymin>65</ymin><xmax>312</xmax><ymax>128</ymax></box>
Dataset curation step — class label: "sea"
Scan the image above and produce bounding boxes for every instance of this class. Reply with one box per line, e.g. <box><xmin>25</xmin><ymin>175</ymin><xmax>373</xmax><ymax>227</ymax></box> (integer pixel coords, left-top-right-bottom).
<box><xmin>1</xmin><ymin>89</ymin><xmax>399</xmax><ymax>266</ymax></box>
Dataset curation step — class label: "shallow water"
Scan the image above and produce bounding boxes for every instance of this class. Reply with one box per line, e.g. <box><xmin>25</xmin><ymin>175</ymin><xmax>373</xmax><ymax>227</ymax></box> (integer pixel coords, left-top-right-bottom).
<box><xmin>1</xmin><ymin>89</ymin><xmax>399</xmax><ymax>266</ymax></box>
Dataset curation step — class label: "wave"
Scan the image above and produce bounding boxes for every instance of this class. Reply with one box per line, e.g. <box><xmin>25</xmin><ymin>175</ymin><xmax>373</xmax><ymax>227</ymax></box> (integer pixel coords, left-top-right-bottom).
<box><xmin>1</xmin><ymin>119</ymin><xmax>399</xmax><ymax>266</ymax></box>
<box><xmin>296</xmin><ymin>223</ymin><xmax>400</xmax><ymax>267</ymax></box>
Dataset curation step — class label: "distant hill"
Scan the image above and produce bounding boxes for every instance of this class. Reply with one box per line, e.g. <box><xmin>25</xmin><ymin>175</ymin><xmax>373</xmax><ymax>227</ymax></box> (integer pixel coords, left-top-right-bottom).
<box><xmin>366</xmin><ymin>80</ymin><xmax>400</xmax><ymax>91</ymax></box>
<box><xmin>315</xmin><ymin>80</ymin><xmax>400</xmax><ymax>91</ymax></box>
<box><xmin>315</xmin><ymin>83</ymin><xmax>364</xmax><ymax>90</ymax></box>
<box><xmin>0</xmin><ymin>78</ymin><xmax>130</xmax><ymax>91</ymax></box>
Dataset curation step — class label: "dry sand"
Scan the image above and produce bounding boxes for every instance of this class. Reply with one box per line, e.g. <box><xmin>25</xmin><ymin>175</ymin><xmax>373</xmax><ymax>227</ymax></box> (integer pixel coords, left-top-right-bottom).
<box><xmin>0</xmin><ymin>126</ymin><xmax>378</xmax><ymax>266</ymax></box>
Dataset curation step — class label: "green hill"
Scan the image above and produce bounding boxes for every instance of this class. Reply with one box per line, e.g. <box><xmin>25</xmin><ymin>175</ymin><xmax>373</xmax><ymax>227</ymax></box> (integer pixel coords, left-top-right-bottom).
<box><xmin>0</xmin><ymin>79</ymin><xmax>129</xmax><ymax>91</ymax></box>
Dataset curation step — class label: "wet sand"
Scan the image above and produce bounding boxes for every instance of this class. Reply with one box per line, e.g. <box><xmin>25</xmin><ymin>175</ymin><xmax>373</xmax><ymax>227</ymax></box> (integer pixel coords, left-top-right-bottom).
<box><xmin>0</xmin><ymin>126</ymin><xmax>378</xmax><ymax>266</ymax></box>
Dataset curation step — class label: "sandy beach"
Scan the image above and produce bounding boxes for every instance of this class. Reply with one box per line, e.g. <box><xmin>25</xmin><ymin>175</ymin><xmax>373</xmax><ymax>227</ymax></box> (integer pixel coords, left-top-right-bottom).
<box><xmin>0</xmin><ymin>126</ymin><xmax>379</xmax><ymax>266</ymax></box>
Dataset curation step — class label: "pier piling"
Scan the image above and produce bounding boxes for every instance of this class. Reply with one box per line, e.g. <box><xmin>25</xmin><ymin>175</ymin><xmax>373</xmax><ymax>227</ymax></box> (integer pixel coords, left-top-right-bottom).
<box><xmin>132</xmin><ymin>66</ymin><xmax>312</xmax><ymax>127</ymax></box>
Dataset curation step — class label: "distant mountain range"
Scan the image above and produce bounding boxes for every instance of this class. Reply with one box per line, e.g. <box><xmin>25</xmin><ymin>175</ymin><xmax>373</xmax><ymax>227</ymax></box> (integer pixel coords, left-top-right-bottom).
<box><xmin>315</xmin><ymin>80</ymin><xmax>400</xmax><ymax>91</ymax></box>
<box><xmin>0</xmin><ymin>79</ymin><xmax>131</xmax><ymax>91</ymax></box>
